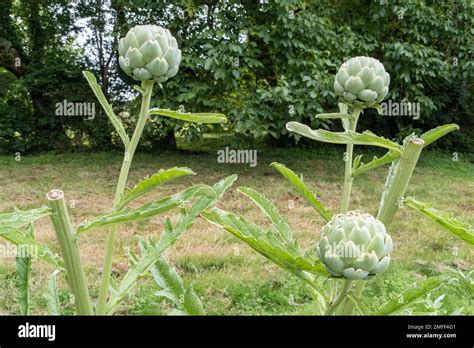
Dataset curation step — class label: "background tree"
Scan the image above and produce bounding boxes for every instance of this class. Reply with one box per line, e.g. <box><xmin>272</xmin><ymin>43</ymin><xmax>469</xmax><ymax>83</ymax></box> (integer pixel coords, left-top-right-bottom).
<box><xmin>0</xmin><ymin>0</ymin><xmax>472</xmax><ymax>153</ymax></box>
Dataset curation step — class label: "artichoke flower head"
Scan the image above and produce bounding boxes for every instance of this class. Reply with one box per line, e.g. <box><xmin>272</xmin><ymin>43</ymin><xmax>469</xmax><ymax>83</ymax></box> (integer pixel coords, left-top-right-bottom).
<box><xmin>334</xmin><ymin>56</ymin><xmax>390</xmax><ymax>106</ymax></box>
<box><xmin>118</xmin><ymin>24</ymin><xmax>181</xmax><ymax>83</ymax></box>
<box><xmin>317</xmin><ymin>210</ymin><xmax>393</xmax><ymax>280</ymax></box>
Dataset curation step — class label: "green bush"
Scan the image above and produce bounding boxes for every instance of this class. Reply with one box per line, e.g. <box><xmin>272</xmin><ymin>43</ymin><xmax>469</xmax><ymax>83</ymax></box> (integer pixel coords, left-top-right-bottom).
<box><xmin>1</xmin><ymin>0</ymin><xmax>472</xmax><ymax>152</ymax></box>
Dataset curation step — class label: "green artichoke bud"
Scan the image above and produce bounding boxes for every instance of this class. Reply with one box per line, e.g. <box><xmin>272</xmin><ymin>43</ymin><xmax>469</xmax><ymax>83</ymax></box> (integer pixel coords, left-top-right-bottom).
<box><xmin>334</xmin><ymin>56</ymin><xmax>390</xmax><ymax>106</ymax></box>
<box><xmin>316</xmin><ymin>210</ymin><xmax>392</xmax><ymax>280</ymax></box>
<box><xmin>118</xmin><ymin>25</ymin><xmax>181</xmax><ymax>83</ymax></box>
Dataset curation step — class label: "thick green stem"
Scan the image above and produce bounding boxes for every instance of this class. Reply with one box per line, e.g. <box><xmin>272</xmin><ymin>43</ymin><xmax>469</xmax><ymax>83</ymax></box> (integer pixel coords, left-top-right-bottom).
<box><xmin>96</xmin><ymin>80</ymin><xmax>155</xmax><ymax>314</ymax></box>
<box><xmin>339</xmin><ymin>279</ymin><xmax>364</xmax><ymax>315</ymax></box>
<box><xmin>47</xmin><ymin>189</ymin><xmax>93</xmax><ymax>315</ymax></box>
<box><xmin>340</xmin><ymin>107</ymin><xmax>362</xmax><ymax>213</ymax></box>
<box><xmin>377</xmin><ymin>137</ymin><xmax>424</xmax><ymax>225</ymax></box>
<box><xmin>340</xmin><ymin>138</ymin><xmax>425</xmax><ymax>315</ymax></box>
<box><xmin>325</xmin><ymin>279</ymin><xmax>353</xmax><ymax>315</ymax></box>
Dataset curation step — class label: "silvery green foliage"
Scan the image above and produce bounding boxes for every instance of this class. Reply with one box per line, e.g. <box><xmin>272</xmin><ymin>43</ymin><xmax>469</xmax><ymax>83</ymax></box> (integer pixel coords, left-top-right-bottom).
<box><xmin>334</xmin><ymin>56</ymin><xmax>390</xmax><ymax>105</ymax></box>
<box><xmin>317</xmin><ymin>210</ymin><xmax>393</xmax><ymax>280</ymax></box>
<box><xmin>118</xmin><ymin>25</ymin><xmax>181</xmax><ymax>82</ymax></box>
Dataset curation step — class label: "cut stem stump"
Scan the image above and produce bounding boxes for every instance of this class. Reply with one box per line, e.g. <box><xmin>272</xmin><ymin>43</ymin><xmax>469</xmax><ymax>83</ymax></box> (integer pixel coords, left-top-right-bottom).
<box><xmin>47</xmin><ymin>189</ymin><xmax>93</xmax><ymax>315</ymax></box>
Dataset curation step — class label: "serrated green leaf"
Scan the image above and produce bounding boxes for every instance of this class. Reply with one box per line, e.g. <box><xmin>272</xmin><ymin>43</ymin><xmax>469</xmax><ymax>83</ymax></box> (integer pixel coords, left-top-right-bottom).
<box><xmin>352</xmin><ymin>155</ymin><xmax>362</xmax><ymax>170</ymax></box>
<box><xmin>404</xmin><ymin>198</ymin><xmax>474</xmax><ymax>245</ymax></box>
<box><xmin>149</xmin><ymin>108</ymin><xmax>227</xmax><ymax>124</ymax></box>
<box><xmin>151</xmin><ymin>257</ymin><xmax>204</xmax><ymax>315</ymax></box>
<box><xmin>108</xmin><ymin>277</ymin><xmax>119</xmax><ymax>298</ymax></box>
<box><xmin>152</xmin><ymin>257</ymin><xmax>185</xmax><ymax>301</ymax></box>
<box><xmin>307</xmin><ymin>286</ymin><xmax>327</xmax><ymax>314</ymax></box>
<box><xmin>128</xmin><ymin>249</ymin><xmax>139</xmax><ymax>266</ymax></box>
<box><xmin>106</xmin><ymin>244</ymin><xmax>161</xmax><ymax>314</ymax></box>
<box><xmin>202</xmin><ymin>208</ymin><xmax>329</xmax><ymax>281</ymax></box>
<box><xmin>352</xmin><ymin>149</ymin><xmax>401</xmax><ymax>177</ymax></box>
<box><xmin>77</xmin><ymin>184</ymin><xmax>214</xmax><ymax>235</ymax></box>
<box><xmin>82</xmin><ymin>71</ymin><xmax>130</xmax><ymax>148</ymax></box>
<box><xmin>286</xmin><ymin>122</ymin><xmax>402</xmax><ymax>152</ymax></box>
<box><xmin>106</xmin><ymin>175</ymin><xmax>236</xmax><ymax>315</ymax></box>
<box><xmin>155</xmin><ymin>289</ymin><xmax>178</xmax><ymax>304</ymax></box>
<box><xmin>238</xmin><ymin>186</ymin><xmax>293</xmax><ymax>243</ymax></box>
<box><xmin>183</xmin><ymin>285</ymin><xmax>205</xmax><ymax>315</ymax></box>
<box><xmin>375</xmin><ymin>277</ymin><xmax>442</xmax><ymax>315</ymax></box>
<box><xmin>271</xmin><ymin>162</ymin><xmax>332</xmax><ymax>222</ymax></box>
<box><xmin>213</xmin><ymin>174</ymin><xmax>238</xmax><ymax>197</ymax></box>
<box><xmin>15</xmin><ymin>256</ymin><xmax>31</xmax><ymax>314</ymax></box>
<box><xmin>45</xmin><ymin>270</ymin><xmax>61</xmax><ymax>315</ymax></box>
<box><xmin>0</xmin><ymin>214</ymin><xmax>62</xmax><ymax>269</ymax></box>
<box><xmin>156</xmin><ymin>174</ymin><xmax>237</xmax><ymax>253</ymax></box>
<box><xmin>119</xmin><ymin>167</ymin><xmax>196</xmax><ymax>208</ymax></box>
<box><xmin>420</xmin><ymin>124</ymin><xmax>459</xmax><ymax>148</ymax></box>
<box><xmin>15</xmin><ymin>224</ymin><xmax>33</xmax><ymax>315</ymax></box>
<box><xmin>0</xmin><ymin>206</ymin><xmax>51</xmax><ymax>235</ymax></box>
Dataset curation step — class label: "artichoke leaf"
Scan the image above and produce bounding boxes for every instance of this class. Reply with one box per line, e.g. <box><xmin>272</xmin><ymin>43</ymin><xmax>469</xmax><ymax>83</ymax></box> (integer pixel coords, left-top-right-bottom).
<box><xmin>352</xmin><ymin>149</ymin><xmax>401</xmax><ymax>177</ymax></box>
<box><xmin>105</xmin><ymin>175</ymin><xmax>236</xmax><ymax>314</ymax></box>
<box><xmin>149</xmin><ymin>108</ymin><xmax>227</xmax><ymax>124</ymax></box>
<box><xmin>375</xmin><ymin>277</ymin><xmax>442</xmax><ymax>315</ymax></box>
<box><xmin>118</xmin><ymin>167</ymin><xmax>196</xmax><ymax>208</ymax></box>
<box><xmin>286</xmin><ymin>122</ymin><xmax>402</xmax><ymax>153</ymax></box>
<box><xmin>420</xmin><ymin>124</ymin><xmax>460</xmax><ymax>148</ymax></box>
<box><xmin>238</xmin><ymin>186</ymin><xmax>293</xmax><ymax>243</ymax></box>
<box><xmin>271</xmin><ymin>162</ymin><xmax>332</xmax><ymax>221</ymax></box>
<box><xmin>82</xmin><ymin>71</ymin><xmax>130</xmax><ymax>148</ymax></box>
<box><xmin>77</xmin><ymin>184</ymin><xmax>214</xmax><ymax>235</ymax></box>
<box><xmin>15</xmin><ymin>224</ymin><xmax>33</xmax><ymax>315</ymax></box>
<box><xmin>44</xmin><ymin>270</ymin><xmax>62</xmax><ymax>315</ymax></box>
<box><xmin>0</xmin><ymin>211</ymin><xmax>62</xmax><ymax>269</ymax></box>
<box><xmin>202</xmin><ymin>208</ymin><xmax>329</xmax><ymax>278</ymax></box>
<box><xmin>404</xmin><ymin>197</ymin><xmax>474</xmax><ymax>245</ymax></box>
<box><xmin>0</xmin><ymin>206</ymin><xmax>51</xmax><ymax>235</ymax></box>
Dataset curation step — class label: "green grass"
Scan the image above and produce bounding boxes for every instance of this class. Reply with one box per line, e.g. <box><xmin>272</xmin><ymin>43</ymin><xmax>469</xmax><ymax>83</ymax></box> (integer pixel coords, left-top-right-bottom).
<box><xmin>0</xmin><ymin>137</ymin><xmax>472</xmax><ymax>315</ymax></box>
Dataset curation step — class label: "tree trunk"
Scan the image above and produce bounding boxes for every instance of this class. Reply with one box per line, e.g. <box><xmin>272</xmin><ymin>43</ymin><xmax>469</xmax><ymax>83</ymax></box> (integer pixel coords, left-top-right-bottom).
<box><xmin>25</xmin><ymin>0</ymin><xmax>46</xmax><ymax>64</ymax></box>
<box><xmin>0</xmin><ymin>0</ymin><xmax>26</xmax><ymax>75</ymax></box>
<box><xmin>155</xmin><ymin>131</ymin><xmax>177</xmax><ymax>150</ymax></box>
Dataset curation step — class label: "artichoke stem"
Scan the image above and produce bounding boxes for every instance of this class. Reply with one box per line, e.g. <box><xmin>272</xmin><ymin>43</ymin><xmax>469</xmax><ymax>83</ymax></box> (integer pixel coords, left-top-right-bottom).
<box><xmin>325</xmin><ymin>279</ymin><xmax>353</xmax><ymax>315</ymax></box>
<box><xmin>339</xmin><ymin>279</ymin><xmax>364</xmax><ymax>315</ymax></box>
<box><xmin>377</xmin><ymin>138</ymin><xmax>424</xmax><ymax>226</ymax></box>
<box><xmin>340</xmin><ymin>107</ymin><xmax>362</xmax><ymax>213</ymax></box>
<box><xmin>47</xmin><ymin>189</ymin><xmax>93</xmax><ymax>315</ymax></box>
<box><xmin>340</xmin><ymin>138</ymin><xmax>424</xmax><ymax>315</ymax></box>
<box><xmin>96</xmin><ymin>80</ymin><xmax>155</xmax><ymax>315</ymax></box>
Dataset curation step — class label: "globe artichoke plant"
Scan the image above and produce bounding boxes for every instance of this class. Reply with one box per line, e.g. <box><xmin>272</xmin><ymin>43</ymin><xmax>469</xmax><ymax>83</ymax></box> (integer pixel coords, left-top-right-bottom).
<box><xmin>317</xmin><ymin>210</ymin><xmax>393</xmax><ymax>280</ymax></box>
<box><xmin>334</xmin><ymin>56</ymin><xmax>390</xmax><ymax>106</ymax></box>
<box><xmin>118</xmin><ymin>24</ymin><xmax>181</xmax><ymax>82</ymax></box>
<box><xmin>202</xmin><ymin>48</ymin><xmax>464</xmax><ymax>316</ymax></box>
<box><xmin>0</xmin><ymin>23</ymin><xmax>231</xmax><ymax>316</ymax></box>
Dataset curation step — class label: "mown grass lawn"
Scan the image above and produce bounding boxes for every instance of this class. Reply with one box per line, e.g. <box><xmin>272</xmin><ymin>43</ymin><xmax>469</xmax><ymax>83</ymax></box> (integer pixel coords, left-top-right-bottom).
<box><xmin>0</xmin><ymin>137</ymin><xmax>472</xmax><ymax>315</ymax></box>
